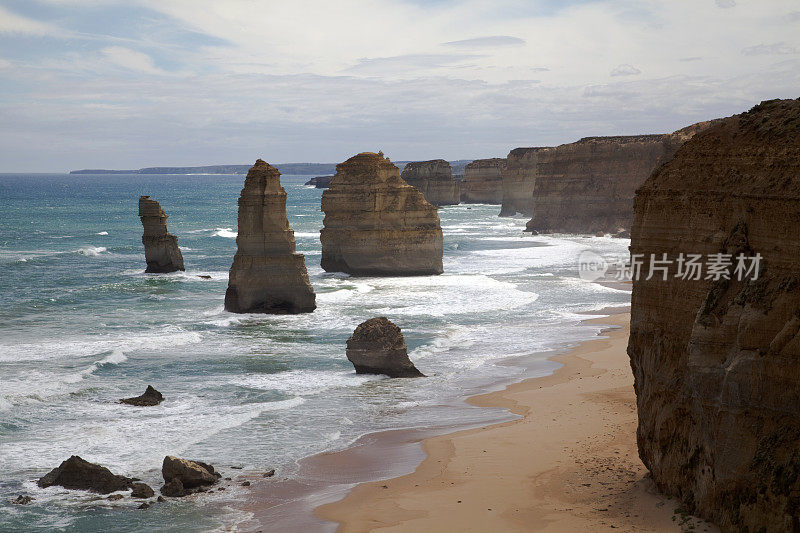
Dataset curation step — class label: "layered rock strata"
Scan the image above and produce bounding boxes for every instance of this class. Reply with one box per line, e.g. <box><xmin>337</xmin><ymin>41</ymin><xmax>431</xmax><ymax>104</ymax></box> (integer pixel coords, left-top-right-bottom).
<box><xmin>321</xmin><ymin>152</ymin><xmax>443</xmax><ymax>276</ymax></box>
<box><xmin>346</xmin><ymin>317</ymin><xmax>423</xmax><ymax>377</ymax></box>
<box><xmin>461</xmin><ymin>158</ymin><xmax>505</xmax><ymax>204</ymax></box>
<box><xmin>400</xmin><ymin>159</ymin><xmax>460</xmax><ymax>206</ymax></box>
<box><xmin>224</xmin><ymin>160</ymin><xmax>316</xmax><ymax>314</ymax></box>
<box><xmin>138</xmin><ymin>196</ymin><xmax>185</xmax><ymax>273</ymax></box>
<box><xmin>628</xmin><ymin>98</ymin><xmax>800</xmax><ymax>531</ymax></box>
<box><xmin>499</xmin><ymin>147</ymin><xmax>549</xmax><ymax>216</ymax></box>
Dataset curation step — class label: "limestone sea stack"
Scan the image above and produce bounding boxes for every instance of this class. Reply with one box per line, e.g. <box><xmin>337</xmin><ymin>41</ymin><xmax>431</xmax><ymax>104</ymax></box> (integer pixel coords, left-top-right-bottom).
<box><xmin>321</xmin><ymin>152</ymin><xmax>443</xmax><ymax>276</ymax></box>
<box><xmin>461</xmin><ymin>158</ymin><xmax>505</xmax><ymax>204</ymax></box>
<box><xmin>628</xmin><ymin>98</ymin><xmax>800</xmax><ymax>530</ymax></box>
<box><xmin>498</xmin><ymin>147</ymin><xmax>549</xmax><ymax>216</ymax></box>
<box><xmin>138</xmin><ymin>196</ymin><xmax>185</xmax><ymax>273</ymax></box>
<box><xmin>224</xmin><ymin>160</ymin><xmax>316</xmax><ymax>314</ymax></box>
<box><xmin>400</xmin><ymin>159</ymin><xmax>460</xmax><ymax>206</ymax></box>
<box><xmin>346</xmin><ymin>317</ymin><xmax>423</xmax><ymax>377</ymax></box>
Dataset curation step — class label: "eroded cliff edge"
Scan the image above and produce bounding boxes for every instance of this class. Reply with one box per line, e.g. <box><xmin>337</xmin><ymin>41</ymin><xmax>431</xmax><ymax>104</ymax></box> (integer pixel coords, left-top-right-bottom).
<box><xmin>321</xmin><ymin>152</ymin><xmax>443</xmax><ymax>276</ymax></box>
<box><xmin>138</xmin><ymin>196</ymin><xmax>185</xmax><ymax>273</ymax></box>
<box><xmin>224</xmin><ymin>159</ymin><xmax>316</xmax><ymax>314</ymax></box>
<box><xmin>628</xmin><ymin>98</ymin><xmax>800</xmax><ymax>531</ymax></box>
<box><xmin>400</xmin><ymin>159</ymin><xmax>460</xmax><ymax>206</ymax></box>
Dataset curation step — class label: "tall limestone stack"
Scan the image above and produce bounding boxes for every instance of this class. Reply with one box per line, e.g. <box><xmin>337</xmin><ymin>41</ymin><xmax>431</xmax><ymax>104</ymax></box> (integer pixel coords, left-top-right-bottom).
<box><xmin>400</xmin><ymin>159</ymin><xmax>460</xmax><ymax>206</ymax></box>
<box><xmin>321</xmin><ymin>152</ymin><xmax>443</xmax><ymax>276</ymax></box>
<box><xmin>138</xmin><ymin>196</ymin><xmax>185</xmax><ymax>273</ymax></box>
<box><xmin>628</xmin><ymin>99</ymin><xmax>800</xmax><ymax>531</ymax></box>
<box><xmin>224</xmin><ymin>160</ymin><xmax>316</xmax><ymax>314</ymax></box>
<box><xmin>498</xmin><ymin>147</ymin><xmax>549</xmax><ymax>216</ymax></box>
<box><xmin>461</xmin><ymin>158</ymin><xmax>505</xmax><ymax>204</ymax></box>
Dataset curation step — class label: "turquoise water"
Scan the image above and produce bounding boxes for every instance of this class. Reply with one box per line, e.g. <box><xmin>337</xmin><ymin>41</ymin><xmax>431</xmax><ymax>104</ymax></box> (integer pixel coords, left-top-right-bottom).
<box><xmin>0</xmin><ymin>173</ymin><xmax>631</xmax><ymax>532</ymax></box>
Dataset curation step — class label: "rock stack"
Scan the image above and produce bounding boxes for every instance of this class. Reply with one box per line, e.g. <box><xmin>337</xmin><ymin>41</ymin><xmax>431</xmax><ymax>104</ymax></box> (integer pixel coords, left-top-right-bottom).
<box><xmin>224</xmin><ymin>160</ymin><xmax>316</xmax><ymax>314</ymax></box>
<box><xmin>628</xmin><ymin>98</ymin><xmax>800</xmax><ymax>530</ymax></box>
<box><xmin>321</xmin><ymin>152</ymin><xmax>443</xmax><ymax>276</ymax></box>
<box><xmin>138</xmin><ymin>196</ymin><xmax>185</xmax><ymax>273</ymax></box>
<box><xmin>498</xmin><ymin>147</ymin><xmax>549</xmax><ymax>216</ymax></box>
<box><xmin>400</xmin><ymin>159</ymin><xmax>460</xmax><ymax>206</ymax></box>
<box><xmin>346</xmin><ymin>317</ymin><xmax>423</xmax><ymax>377</ymax></box>
<box><xmin>461</xmin><ymin>158</ymin><xmax>505</xmax><ymax>204</ymax></box>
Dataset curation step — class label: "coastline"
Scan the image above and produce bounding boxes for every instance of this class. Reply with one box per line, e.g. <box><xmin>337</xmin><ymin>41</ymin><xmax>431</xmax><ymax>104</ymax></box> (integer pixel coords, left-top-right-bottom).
<box><xmin>309</xmin><ymin>311</ymin><xmax>717</xmax><ymax>532</ymax></box>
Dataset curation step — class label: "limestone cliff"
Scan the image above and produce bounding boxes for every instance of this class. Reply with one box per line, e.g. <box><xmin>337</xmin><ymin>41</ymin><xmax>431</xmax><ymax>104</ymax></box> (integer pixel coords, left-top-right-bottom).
<box><xmin>628</xmin><ymin>98</ymin><xmax>800</xmax><ymax>531</ymax></box>
<box><xmin>400</xmin><ymin>159</ymin><xmax>460</xmax><ymax>206</ymax></box>
<box><xmin>499</xmin><ymin>147</ymin><xmax>549</xmax><ymax>216</ymax></box>
<box><xmin>224</xmin><ymin>160</ymin><xmax>316</xmax><ymax>314</ymax></box>
<box><xmin>321</xmin><ymin>152</ymin><xmax>443</xmax><ymax>276</ymax></box>
<box><xmin>461</xmin><ymin>158</ymin><xmax>505</xmax><ymax>204</ymax></box>
<box><xmin>138</xmin><ymin>196</ymin><xmax>185</xmax><ymax>273</ymax></box>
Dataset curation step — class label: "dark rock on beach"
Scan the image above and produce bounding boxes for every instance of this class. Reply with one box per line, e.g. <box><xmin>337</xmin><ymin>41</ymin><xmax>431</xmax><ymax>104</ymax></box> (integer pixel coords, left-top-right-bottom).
<box><xmin>37</xmin><ymin>456</ymin><xmax>135</xmax><ymax>494</ymax></box>
<box><xmin>130</xmin><ymin>482</ymin><xmax>155</xmax><ymax>499</ymax></box>
<box><xmin>120</xmin><ymin>385</ymin><xmax>163</xmax><ymax>406</ymax></box>
<box><xmin>161</xmin><ymin>456</ymin><xmax>220</xmax><ymax>497</ymax></box>
<box><xmin>346</xmin><ymin>317</ymin><xmax>424</xmax><ymax>378</ymax></box>
<box><xmin>10</xmin><ymin>495</ymin><xmax>34</xmax><ymax>505</ymax></box>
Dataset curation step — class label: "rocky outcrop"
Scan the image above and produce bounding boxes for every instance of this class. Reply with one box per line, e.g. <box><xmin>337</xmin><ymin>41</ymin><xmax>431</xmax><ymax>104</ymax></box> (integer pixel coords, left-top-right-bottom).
<box><xmin>346</xmin><ymin>317</ymin><xmax>423</xmax><ymax>377</ymax></box>
<box><xmin>321</xmin><ymin>152</ymin><xmax>443</xmax><ymax>276</ymax></box>
<box><xmin>161</xmin><ymin>456</ymin><xmax>220</xmax><ymax>497</ymax></box>
<box><xmin>499</xmin><ymin>147</ymin><xmax>549</xmax><ymax>216</ymax></box>
<box><xmin>138</xmin><ymin>196</ymin><xmax>185</xmax><ymax>273</ymax></box>
<box><xmin>304</xmin><ymin>175</ymin><xmax>333</xmax><ymax>188</ymax></box>
<box><xmin>224</xmin><ymin>160</ymin><xmax>316</xmax><ymax>314</ymax></box>
<box><xmin>400</xmin><ymin>159</ymin><xmax>460</xmax><ymax>206</ymax></box>
<box><xmin>38</xmin><ymin>456</ymin><xmax>146</xmax><ymax>495</ymax></box>
<box><xmin>628</xmin><ymin>98</ymin><xmax>800</xmax><ymax>531</ymax></box>
<box><xmin>522</xmin><ymin>123</ymin><xmax>718</xmax><ymax>233</ymax></box>
<box><xmin>120</xmin><ymin>385</ymin><xmax>163</xmax><ymax>406</ymax></box>
<box><xmin>461</xmin><ymin>158</ymin><xmax>505</xmax><ymax>204</ymax></box>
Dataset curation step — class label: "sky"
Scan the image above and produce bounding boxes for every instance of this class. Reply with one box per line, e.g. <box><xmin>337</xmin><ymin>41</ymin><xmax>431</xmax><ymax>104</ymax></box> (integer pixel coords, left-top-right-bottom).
<box><xmin>0</xmin><ymin>0</ymin><xmax>798</xmax><ymax>172</ymax></box>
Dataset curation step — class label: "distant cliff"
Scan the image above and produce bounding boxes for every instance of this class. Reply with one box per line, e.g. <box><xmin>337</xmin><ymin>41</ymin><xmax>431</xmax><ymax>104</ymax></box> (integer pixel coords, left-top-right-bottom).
<box><xmin>629</xmin><ymin>98</ymin><xmax>800</xmax><ymax>531</ymax></box>
<box><xmin>400</xmin><ymin>159</ymin><xmax>460</xmax><ymax>206</ymax></box>
<box><xmin>461</xmin><ymin>158</ymin><xmax>505</xmax><ymax>204</ymax></box>
<box><xmin>70</xmin><ymin>163</ymin><xmax>338</xmax><ymax>175</ymax></box>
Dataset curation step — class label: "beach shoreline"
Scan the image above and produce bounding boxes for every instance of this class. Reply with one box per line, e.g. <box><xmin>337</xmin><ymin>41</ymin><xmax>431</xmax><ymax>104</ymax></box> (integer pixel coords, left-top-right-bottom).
<box><xmin>239</xmin><ymin>306</ymin><xmax>716</xmax><ymax>532</ymax></box>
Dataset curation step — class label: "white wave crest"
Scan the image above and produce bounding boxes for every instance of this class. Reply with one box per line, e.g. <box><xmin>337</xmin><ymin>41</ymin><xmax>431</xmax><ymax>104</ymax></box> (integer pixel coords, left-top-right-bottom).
<box><xmin>212</xmin><ymin>228</ymin><xmax>237</xmax><ymax>238</ymax></box>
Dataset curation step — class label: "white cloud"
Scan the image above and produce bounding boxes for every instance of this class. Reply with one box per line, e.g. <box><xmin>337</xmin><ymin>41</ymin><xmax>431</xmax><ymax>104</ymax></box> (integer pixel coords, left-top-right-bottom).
<box><xmin>101</xmin><ymin>46</ymin><xmax>161</xmax><ymax>73</ymax></box>
<box><xmin>741</xmin><ymin>42</ymin><xmax>798</xmax><ymax>56</ymax></box>
<box><xmin>0</xmin><ymin>6</ymin><xmax>60</xmax><ymax>35</ymax></box>
<box><xmin>610</xmin><ymin>64</ymin><xmax>641</xmax><ymax>76</ymax></box>
<box><xmin>442</xmin><ymin>36</ymin><xmax>525</xmax><ymax>48</ymax></box>
<box><xmin>715</xmin><ymin>0</ymin><xmax>736</xmax><ymax>8</ymax></box>
<box><xmin>0</xmin><ymin>58</ymin><xmax>12</xmax><ymax>69</ymax></box>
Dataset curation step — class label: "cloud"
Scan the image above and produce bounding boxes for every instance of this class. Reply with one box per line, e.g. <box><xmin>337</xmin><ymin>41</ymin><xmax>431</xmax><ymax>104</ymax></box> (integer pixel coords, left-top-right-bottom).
<box><xmin>789</xmin><ymin>11</ymin><xmax>800</xmax><ymax>22</ymax></box>
<box><xmin>715</xmin><ymin>0</ymin><xmax>736</xmax><ymax>8</ymax></box>
<box><xmin>0</xmin><ymin>5</ymin><xmax>60</xmax><ymax>35</ymax></box>
<box><xmin>345</xmin><ymin>53</ymin><xmax>482</xmax><ymax>74</ymax></box>
<box><xmin>610</xmin><ymin>64</ymin><xmax>641</xmax><ymax>77</ymax></box>
<box><xmin>442</xmin><ymin>36</ymin><xmax>525</xmax><ymax>48</ymax></box>
<box><xmin>101</xmin><ymin>46</ymin><xmax>161</xmax><ymax>73</ymax></box>
<box><xmin>0</xmin><ymin>58</ymin><xmax>11</xmax><ymax>69</ymax></box>
<box><xmin>741</xmin><ymin>42</ymin><xmax>798</xmax><ymax>56</ymax></box>
<box><xmin>678</xmin><ymin>57</ymin><xmax>702</xmax><ymax>62</ymax></box>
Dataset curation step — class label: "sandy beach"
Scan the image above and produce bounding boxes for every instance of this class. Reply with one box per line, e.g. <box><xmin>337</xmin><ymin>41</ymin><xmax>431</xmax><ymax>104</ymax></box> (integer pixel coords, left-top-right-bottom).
<box><xmin>315</xmin><ymin>312</ymin><xmax>717</xmax><ymax>532</ymax></box>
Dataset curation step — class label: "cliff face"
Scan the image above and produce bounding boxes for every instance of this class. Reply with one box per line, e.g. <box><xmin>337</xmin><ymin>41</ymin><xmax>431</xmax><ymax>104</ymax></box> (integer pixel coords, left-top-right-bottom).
<box><xmin>628</xmin><ymin>99</ymin><xmax>800</xmax><ymax>531</ymax></box>
<box><xmin>138</xmin><ymin>196</ymin><xmax>185</xmax><ymax>273</ymax></box>
<box><xmin>461</xmin><ymin>158</ymin><xmax>505</xmax><ymax>204</ymax></box>
<box><xmin>321</xmin><ymin>152</ymin><xmax>443</xmax><ymax>276</ymax></box>
<box><xmin>400</xmin><ymin>159</ymin><xmax>460</xmax><ymax>206</ymax></box>
<box><xmin>224</xmin><ymin>160</ymin><xmax>316</xmax><ymax>314</ymax></box>
<box><xmin>499</xmin><ymin>147</ymin><xmax>549</xmax><ymax>216</ymax></box>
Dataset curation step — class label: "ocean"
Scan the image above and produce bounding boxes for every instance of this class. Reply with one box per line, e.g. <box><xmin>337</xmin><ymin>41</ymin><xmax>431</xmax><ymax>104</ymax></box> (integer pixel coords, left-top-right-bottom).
<box><xmin>0</xmin><ymin>173</ymin><xmax>631</xmax><ymax>532</ymax></box>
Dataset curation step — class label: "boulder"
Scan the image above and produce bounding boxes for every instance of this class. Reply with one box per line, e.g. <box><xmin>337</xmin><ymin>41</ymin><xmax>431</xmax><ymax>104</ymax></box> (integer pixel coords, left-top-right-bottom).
<box><xmin>162</xmin><ymin>456</ymin><xmax>219</xmax><ymax>491</ymax></box>
<box><xmin>120</xmin><ymin>385</ymin><xmax>163</xmax><ymax>406</ymax></box>
<box><xmin>346</xmin><ymin>317</ymin><xmax>423</xmax><ymax>378</ymax></box>
<box><xmin>321</xmin><ymin>152</ymin><xmax>443</xmax><ymax>276</ymax></box>
<box><xmin>629</xmin><ymin>98</ymin><xmax>800</xmax><ymax>530</ymax></box>
<box><xmin>37</xmin><ymin>456</ymin><xmax>134</xmax><ymax>494</ymax></box>
<box><xmin>138</xmin><ymin>196</ymin><xmax>185</xmax><ymax>273</ymax></box>
<box><xmin>224</xmin><ymin>160</ymin><xmax>316</xmax><ymax>314</ymax></box>
<box><xmin>161</xmin><ymin>478</ymin><xmax>185</xmax><ymax>497</ymax></box>
<box><xmin>10</xmin><ymin>495</ymin><xmax>33</xmax><ymax>505</ymax></box>
<box><xmin>130</xmin><ymin>482</ymin><xmax>155</xmax><ymax>499</ymax></box>
<box><xmin>400</xmin><ymin>159</ymin><xmax>460</xmax><ymax>206</ymax></box>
